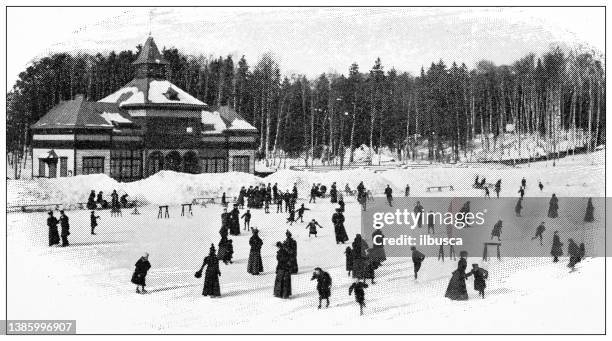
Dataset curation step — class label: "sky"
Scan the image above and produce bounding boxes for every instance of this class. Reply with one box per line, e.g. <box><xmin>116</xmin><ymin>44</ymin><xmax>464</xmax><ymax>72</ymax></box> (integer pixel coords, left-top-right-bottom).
<box><xmin>6</xmin><ymin>7</ymin><xmax>605</xmax><ymax>88</ymax></box>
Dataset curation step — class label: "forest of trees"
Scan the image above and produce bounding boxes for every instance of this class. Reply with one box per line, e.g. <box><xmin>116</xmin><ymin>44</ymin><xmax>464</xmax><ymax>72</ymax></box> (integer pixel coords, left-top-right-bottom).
<box><xmin>7</xmin><ymin>43</ymin><xmax>606</xmax><ymax>169</ymax></box>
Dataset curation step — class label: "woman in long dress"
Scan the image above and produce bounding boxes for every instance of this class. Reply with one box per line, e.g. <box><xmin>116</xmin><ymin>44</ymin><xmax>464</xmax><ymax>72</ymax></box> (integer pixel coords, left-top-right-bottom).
<box><xmin>445</xmin><ymin>251</ymin><xmax>469</xmax><ymax>300</ymax></box>
<box><xmin>584</xmin><ymin>198</ymin><xmax>594</xmax><ymax>222</ymax></box>
<box><xmin>247</xmin><ymin>228</ymin><xmax>264</xmax><ymax>275</ymax></box>
<box><xmin>197</xmin><ymin>244</ymin><xmax>221</xmax><ymax>297</ymax></box>
<box><xmin>273</xmin><ymin>242</ymin><xmax>292</xmax><ymax>298</ymax></box>
<box><xmin>548</xmin><ymin>194</ymin><xmax>559</xmax><ymax>218</ymax></box>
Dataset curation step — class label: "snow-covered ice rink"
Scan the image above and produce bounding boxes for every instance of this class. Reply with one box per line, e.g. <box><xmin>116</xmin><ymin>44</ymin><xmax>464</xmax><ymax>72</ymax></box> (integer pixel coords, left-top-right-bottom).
<box><xmin>6</xmin><ymin>151</ymin><xmax>605</xmax><ymax>333</ymax></box>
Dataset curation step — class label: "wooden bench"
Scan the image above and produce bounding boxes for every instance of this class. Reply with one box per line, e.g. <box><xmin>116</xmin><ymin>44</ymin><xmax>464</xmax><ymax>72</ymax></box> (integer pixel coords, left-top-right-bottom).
<box><xmin>157</xmin><ymin>205</ymin><xmax>170</xmax><ymax>219</ymax></box>
<box><xmin>426</xmin><ymin>185</ymin><xmax>454</xmax><ymax>192</ymax></box>
<box><xmin>482</xmin><ymin>242</ymin><xmax>502</xmax><ymax>261</ymax></box>
<box><xmin>181</xmin><ymin>203</ymin><xmax>193</xmax><ymax>216</ymax></box>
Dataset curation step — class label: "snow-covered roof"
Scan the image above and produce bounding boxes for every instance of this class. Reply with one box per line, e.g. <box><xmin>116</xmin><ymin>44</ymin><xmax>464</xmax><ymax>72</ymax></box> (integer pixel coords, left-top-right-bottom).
<box><xmin>201</xmin><ymin>110</ymin><xmax>227</xmax><ymax>134</ymax></box>
<box><xmin>201</xmin><ymin>106</ymin><xmax>257</xmax><ymax>134</ymax></box>
<box><xmin>98</xmin><ymin>78</ymin><xmax>206</xmax><ymax>109</ymax></box>
<box><xmin>101</xmin><ymin>112</ymin><xmax>132</xmax><ymax>125</ymax></box>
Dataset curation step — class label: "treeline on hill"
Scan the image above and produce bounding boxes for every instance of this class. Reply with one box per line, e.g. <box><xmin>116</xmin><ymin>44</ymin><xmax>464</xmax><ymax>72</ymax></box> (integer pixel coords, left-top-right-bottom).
<box><xmin>7</xmin><ymin>44</ymin><xmax>605</xmax><ymax>166</ymax></box>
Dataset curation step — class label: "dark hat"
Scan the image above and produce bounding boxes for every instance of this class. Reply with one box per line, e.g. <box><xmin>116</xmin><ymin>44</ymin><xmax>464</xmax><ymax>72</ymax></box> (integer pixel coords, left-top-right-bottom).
<box><xmin>60</xmin><ymin>210</ymin><xmax>65</xmax><ymax>214</ymax></box>
<box><xmin>276</xmin><ymin>241</ymin><xmax>283</xmax><ymax>248</ymax></box>
<box><xmin>209</xmin><ymin>244</ymin><xmax>216</xmax><ymax>253</ymax></box>
<box><xmin>459</xmin><ymin>250</ymin><xmax>469</xmax><ymax>257</ymax></box>
<box><xmin>472</xmin><ymin>263</ymin><xmax>479</xmax><ymax>267</ymax></box>
<box><xmin>314</xmin><ymin>267</ymin><xmax>322</xmax><ymax>271</ymax></box>
<box><xmin>286</xmin><ymin>230</ymin><xmax>292</xmax><ymax>236</ymax></box>
<box><xmin>48</xmin><ymin>211</ymin><xmax>53</xmax><ymax>215</ymax></box>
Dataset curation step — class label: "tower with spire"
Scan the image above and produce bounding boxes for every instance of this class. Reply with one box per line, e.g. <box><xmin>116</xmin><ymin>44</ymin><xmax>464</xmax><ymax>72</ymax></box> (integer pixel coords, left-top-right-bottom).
<box><xmin>133</xmin><ymin>36</ymin><xmax>169</xmax><ymax>79</ymax></box>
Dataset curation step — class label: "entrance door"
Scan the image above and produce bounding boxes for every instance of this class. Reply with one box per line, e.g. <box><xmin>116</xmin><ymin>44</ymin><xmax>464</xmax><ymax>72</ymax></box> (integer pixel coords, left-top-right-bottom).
<box><xmin>48</xmin><ymin>161</ymin><xmax>57</xmax><ymax>178</ymax></box>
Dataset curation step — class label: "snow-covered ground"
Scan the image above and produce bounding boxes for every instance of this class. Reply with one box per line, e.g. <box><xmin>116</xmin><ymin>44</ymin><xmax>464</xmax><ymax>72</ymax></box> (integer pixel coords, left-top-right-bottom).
<box><xmin>6</xmin><ymin>150</ymin><xmax>605</xmax><ymax>333</ymax></box>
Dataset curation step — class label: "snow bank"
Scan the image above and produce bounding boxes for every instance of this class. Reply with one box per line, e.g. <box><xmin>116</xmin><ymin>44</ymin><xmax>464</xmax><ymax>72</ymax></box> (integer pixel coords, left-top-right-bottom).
<box><xmin>7</xmin><ymin>171</ymin><xmax>261</xmax><ymax>207</ymax></box>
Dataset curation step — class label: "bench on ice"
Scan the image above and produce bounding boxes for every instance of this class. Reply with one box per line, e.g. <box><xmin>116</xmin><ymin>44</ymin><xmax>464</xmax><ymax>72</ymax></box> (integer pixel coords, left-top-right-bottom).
<box><xmin>426</xmin><ymin>185</ymin><xmax>454</xmax><ymax>192</ymax></box>
<box><xmin>191</xmin><ymin>196</ymin><xmax>236</xmax><ymax>207</ymax></box>
<box><xmin>8</xmin><ymin>203</ymin><xmax>62</xmax><ymax>213</ymax></box>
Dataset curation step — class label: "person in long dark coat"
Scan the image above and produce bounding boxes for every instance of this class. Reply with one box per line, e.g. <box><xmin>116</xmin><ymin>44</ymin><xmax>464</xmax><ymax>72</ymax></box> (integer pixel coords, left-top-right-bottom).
<box><xmin>87</xmin><ymin>190</ymin><xmax>97</xmax><ymax>210</ymax></box>
<box><xmin>413</xmin><ymin>201</ymin><xmax>424</xmax><ymax>228</ymax></box>
<box><xmin>229</xmin><ymin>205</ymin><xmax>241</xmax><ymax>235</ymax></box>
<box><xmin>465</xmin><ymin>263</ymin><xmax>488</xmax><ymax>298</ymax></box>
<box><xmin>111</xmin><ymin>190</ymin><xmax>119</xmax><ymax>209</ymax></box>
<box><xmin>548</xmin><ymin>194</ymin><xmax>559</xmax><ymax>218</ymax></box>
<box><xmin>351</xmin><ymin>234</ymin><xmax>369</xmax><ymax>279</ymax></box>
<box><xmin>384</xmin><ymin>185</ymin><xmax>393</xmax><ymax>206</ymax></box>
<box><xmin>338</xmin><ymin>198</ymin><xmax>345</xmax><ymax>213</ymax></box>
<box><xmin>411</xmin><ymin>246</ymin><xmax>425</xmax><ymax>279</ymax></box>
<box><xmin>515</xmin><ymin>198</ymin><xmax>523</xmax><ymax>217</ymax></box>
<box><xmin>345</xmin><ymin>246</ymin><xmax>353</xmax><ymax>276</ymax></box>
<box><xmin>584</xmin><ymin>198</ymin><xmax>595</xmax><ymax>222</ymax></box>
<box><xmin>247</xmin><ymin>228</ymin><xmax>264</xmax><ymax>275</ymax></box>
<box><xmin>490</xmin><ymin>220</ymin><xmax>502</xmax><ymax>241</ymax></box>
<box><xmin>90</xmin><ymin>210</ymin><xmax>100</xmax><ymax>235</ymax></box>
<box><xmin>551</xmin><ymin>231</ymin><xmax>563</xmax><ymax>263</ymax></box>
<box><xmin>445</xmin><ymin>251</ymin><xmax>469</xmax><ymax>300</ymax></box>
<box><xmin>332</xmin><ymin>209</ymin><xmax>349</xmax><ymax>244</ymax></box>
<box><xmin>217</xmin><ymin>236</ymin><xmax>234</xmax><ymax>265</ymax></box>
<box><xmin>283</xmin><ymin>231</ymin><xmax>299</xmax><ymax>274</ymax></box>
<box><xmin>131</xmin><ymin>253</ymin><xmax>151</xmax><ymax>294</ymax></box>
<box><xmin>197</xmin><ymin>244</ymin><xmax>221</xmax><ymax>297</ymax></box>
<box><xmin>405</xmin><ymin>184</ymin><xmax>410</xmax><ymax>197</ymax></box>
<box><xmin>311</xmin><ymin>267</ymin><xmax>332</xmax><ymax>309</ymax></box>
<box><xmin>47</xmin><ymin>211</ymin><xmax>60</xmax><ymax>246</ymax></box>
<box><xmin>59</xmin><ymin>210</ymin><xmax>70</xmax><ymax>247</ymax></box>
<box><xmin>348</xmin><ymin>280</ymin><xmax>369</xmax><ymax>315</ymax></box>
<box><xmin>273</xmin><ymin>242</ymin><xmax>292</xmax><ymax>298</ymax></box>
<box><xmin>567</xmin><ymin>238</ymin><xmax>581</xmax><ymax>270</ymax></box>
<box><xmin>330</xmin><ymin>183</ymin><xmax>338</xmax><ymax>203</ymax></box>
<box><xmin>369</xmin><ymin>229</ymin><xmax>387</xmax><ymax>264</ymax></box>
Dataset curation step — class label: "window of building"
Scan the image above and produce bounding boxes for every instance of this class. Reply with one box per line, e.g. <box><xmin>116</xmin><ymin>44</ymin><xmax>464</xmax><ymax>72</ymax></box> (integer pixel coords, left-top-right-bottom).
<box><xmin>82</xmin><ymin>157</ymin><xmax>105</xmax><ymax>175</ymax></box>
<box><xmin>202</xmin><ymin>157</ymin><xmax>227</xmax><ymax>173</ymax></box>
<box><xmin>232</xmin><ymin>156</ymin><xmax>250</xmax><ymax>173</ymax></box>
<box><xmin>110</xmin><ymin>150</ymin><xmax>142</xmax><ymax>181</ymax></box>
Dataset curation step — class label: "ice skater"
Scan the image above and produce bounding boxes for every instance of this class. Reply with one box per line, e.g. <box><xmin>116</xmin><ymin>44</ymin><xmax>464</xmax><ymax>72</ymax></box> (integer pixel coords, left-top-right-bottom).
<box><xmin>131</xmin><ymin>252</ymin><xmax>151</xmax><ymax>294</ymax></box>
<box><xmin>305</xmin><ymin>219</ymin><xmax>323</xmax><ymax>238</ymax></box>
<box><xmin>47</xmin><ymin>211</ymin><xmax>60</xmax><ymax>246</ymax></box>
<box><xmin>349</xmin><ymin>280</ymin><xmax>369</xmax><ymax>315</ymax></box>
<box><xmin>411</xmin><ymin>246</ymin><xmax>425</xmax><ymax>279</ymax></box>
<box><xmin>466</xmin><ymin>263</ymin><xmax>488</xmax><ymax>298</ymax></box>
<box><xmin>286</xmin><ymin>208</ymin><xmax>296</xmax><ymax>225</ymax></box>
<box><xmin>490</xmin><ymin>220</ymin><xmax>502</xmax><ymax>241</ymax></box>
<box><xmin>532</xmin><ymin>222</ymin><xmax>546</xmax><ymax>245</ymax></box>
<box><xmin>311</xmin><ymin>267</ymin><xmax>332</xmax><ymax>309</ymax></box>
<box><xmin>59</xmin><ymin>210</ymin><xmax>70</xmax><ymax>247</ymax></box>
<box><xmin>90</xmin><ymin>211</ymin><xmax>101</xmax><ymax>235</ymax></box>
<box><xmin>241</xmin><ymin>209</ymin><xmax>251</xmax><ymax>231</ymax></box>
<box><xmin>296</xmin><ymin>203</ymin><xmax>310</xmax><ymax>223</ymax></box>
<box><xmin>538</xmin><ymin>181</ymin><xmax>544</xmax><ymax>191</ymax></box>
<box><xmin>384</xmin><ymin>184</ymin><xmax>393</xmax><ymax>207</ymax></box>
<box><xmin>551</xmin><ymin>231</ymin><xmax>563</xmax><ymax>263</ymax></box>
<box><xmin>196</xmin><ymin>244</ymin><xmax>222</xmax><ymax>297</ymax></box>
<box><xmin>515</xmin><ymin>197</ymin><xmax>523</xmax><ymax>217</ymax></box>
<box><xmin>345</xmin><ymin>246</ymin><xmax>353</xmax><ymax>277</ymax></box>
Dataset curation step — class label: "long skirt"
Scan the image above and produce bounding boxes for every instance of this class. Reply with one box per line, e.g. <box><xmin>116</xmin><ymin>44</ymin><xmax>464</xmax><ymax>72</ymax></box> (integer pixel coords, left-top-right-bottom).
<box><xmin>202</xmin><ymin>273</ymin><xmax>221</xmax><ymax>297</ymax></box>
<box><xmin>49</xmin><ymin>227</ymin><xmax>60</xmax><ymax>246</ymax></box>
<box><xmin>445</xmin><ymin>271</ymin><xmax>468</xmax><ymax>300</ymax></box>
<box><xmin>273</xmin><ymin>270</ymin><xmax>292</xmax><ymax>298</ymax></box>
<box><xmin>247</xmin><ymin>250</ymin><xmax>264</xmax><ymax>275</ymax></box>
<box><xmin>334</xmin><ymin>224</ymin><xmax>349</xmax><ymax>243</ymax></box>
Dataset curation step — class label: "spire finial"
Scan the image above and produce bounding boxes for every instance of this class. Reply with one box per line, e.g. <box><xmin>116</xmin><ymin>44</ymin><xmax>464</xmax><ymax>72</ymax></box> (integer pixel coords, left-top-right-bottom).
<box><xmin>148</xmin><ymin>9</ymin><xmax>154</xmax><ymax>36</ymax></box>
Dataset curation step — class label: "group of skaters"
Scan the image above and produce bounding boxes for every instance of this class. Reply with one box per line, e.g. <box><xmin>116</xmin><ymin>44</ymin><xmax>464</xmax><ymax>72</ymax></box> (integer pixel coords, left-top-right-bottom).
<box><xmin>129</xmin><ymin>177</ymin><xmax>594</xmax><ymax>314</ymax></box>
<box><xmin>86</xmin><ymin>189</ymin><xmax>131</xmax><ymax>211</ymax></box>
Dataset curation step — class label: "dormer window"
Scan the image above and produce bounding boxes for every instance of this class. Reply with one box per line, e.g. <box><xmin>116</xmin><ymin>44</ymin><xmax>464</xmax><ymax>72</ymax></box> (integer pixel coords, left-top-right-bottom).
<box><xmin>163</xmin><ymin>87</ymin><xmax>180</xmax><ymax>101</ymax></box>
